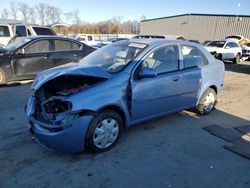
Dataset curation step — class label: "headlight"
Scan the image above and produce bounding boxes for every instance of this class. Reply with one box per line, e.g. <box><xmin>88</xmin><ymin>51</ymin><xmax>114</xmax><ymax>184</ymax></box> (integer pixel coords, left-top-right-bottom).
<box><xmin>26</xmin><ymin>96</ymin><xmax>35</xmax><ymax>116</ymax></box>
<box><xmin>59</xmin><ymin>114</ymin><xmax>78</xmax><ymax>127</ymax></box>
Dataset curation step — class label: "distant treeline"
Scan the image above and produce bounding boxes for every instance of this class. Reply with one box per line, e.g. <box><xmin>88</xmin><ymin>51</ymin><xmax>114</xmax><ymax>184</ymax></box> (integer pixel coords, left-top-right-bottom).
<box><xmin>0</xmin><ymin>1</ymin><xmax>144</xmax><ymax>34</ymax></box>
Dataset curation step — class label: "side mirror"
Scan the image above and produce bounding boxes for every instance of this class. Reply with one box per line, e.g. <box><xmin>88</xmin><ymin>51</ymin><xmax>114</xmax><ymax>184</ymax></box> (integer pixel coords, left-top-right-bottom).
<box><xmin>17</xmin><ymin>48</ymin><xmax>25</xmax><ymax>55</ymax></box>
<box><xmin>225</xmin><ymin>46</ymin><xmax>230</xmax><ymax>49</ymax></box>
<box><xmin>139</xmin><ymin>67</ymin><xmax>157</xmax><ymax>78</ymax></box>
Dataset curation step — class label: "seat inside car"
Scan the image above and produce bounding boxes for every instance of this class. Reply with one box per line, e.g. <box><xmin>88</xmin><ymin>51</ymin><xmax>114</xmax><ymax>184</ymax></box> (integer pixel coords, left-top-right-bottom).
<box><xmin>154</xmin><ymin>49</ymin><xmax>178</xmax><ymax>73</ymax></box>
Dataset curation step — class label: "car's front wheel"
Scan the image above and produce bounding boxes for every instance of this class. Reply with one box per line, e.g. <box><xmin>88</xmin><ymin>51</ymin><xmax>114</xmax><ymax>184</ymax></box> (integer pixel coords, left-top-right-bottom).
<box><xmin>197</xmin><ymin>88</ymin><xmax>217</xmax><ymax>115</ymax></box>
<box><xmin>86</xmin><ymin>110</ymin><xmax>123</xmax><ymax>152</ymax></box>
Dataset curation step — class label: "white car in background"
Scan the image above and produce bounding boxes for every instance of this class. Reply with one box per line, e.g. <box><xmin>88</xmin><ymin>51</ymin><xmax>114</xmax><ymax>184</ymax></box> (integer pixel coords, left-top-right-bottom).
<box><xmin>205</xmin><ymin>40</ymin><xmax>242</xmax><ymax>64</ymax></box>
<box><xmin>241</xmin><ymin>43</ymin><xmax>250</xmax><ymax>60</ymax></box>
<box><xmin>0</xmin><ymin>19</ymin><xmax>56</xmax><ymax>47</ymax></box>
<box><xmin>68</xmin><ymin>34</ymin><xmax>98</xmax><ymax>46</ymax></box>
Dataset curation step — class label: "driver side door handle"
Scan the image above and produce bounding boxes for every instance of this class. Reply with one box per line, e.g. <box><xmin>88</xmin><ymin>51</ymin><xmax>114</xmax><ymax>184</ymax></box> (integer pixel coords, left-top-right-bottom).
<box><xmin>172</xmin><ymin>76</ymin><xmax>180</xmax><ymax>81</ymax></box>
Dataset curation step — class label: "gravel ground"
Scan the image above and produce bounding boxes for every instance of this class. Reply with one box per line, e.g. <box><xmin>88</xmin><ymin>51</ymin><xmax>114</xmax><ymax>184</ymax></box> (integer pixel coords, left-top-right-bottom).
<box><xmin>0</xmin><ymin>61</ymin><xmax>250</xmax><ymax>188</ymax></box>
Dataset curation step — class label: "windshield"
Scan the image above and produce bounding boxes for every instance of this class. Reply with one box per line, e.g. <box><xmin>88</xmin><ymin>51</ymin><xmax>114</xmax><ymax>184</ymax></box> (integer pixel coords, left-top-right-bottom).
<box><xmin>0</xmin><ymin>26</ymin><xmax>10</xmax><ymax>37</ymax></box>
<box><xmin>5</xmin><ymin>38</ymin><xmax>31</xmax><ymax>51</ymax></box>
<box><xmin>79</xmin><ymin>41</ymin><xmax>147</xmax><ymax>73</ymax></box>
<box><xmin>207</xmin><ymin>41</ymin><xmax>225</xmax><ymax>48</ymax></box>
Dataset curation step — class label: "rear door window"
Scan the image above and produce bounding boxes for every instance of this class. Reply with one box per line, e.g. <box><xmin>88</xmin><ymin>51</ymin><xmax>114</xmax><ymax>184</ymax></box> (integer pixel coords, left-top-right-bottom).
<box><xmin>181</xmin><ymin>45</ymin><xmax>208</xmax><ymax>69</ymax></box>
<box><xmin>54</xmin><ymin>40</ymin><xmax>81</xmax><ymax>51</ymax></box>
<box><xmin>24</xmin><ymin>40</ymin><xmax>50</xmax><ymax>53</ymax></box>
<box><xmin>32</xmin><ymin>27</ymin><xmax>55</xmax><ymax>35</ymax></box>
<box><xmin>87</xmin><ymin>35</ymin><xmax>93</xmax><ymax>41</ymax></box>
<box><xmin>0</xmin><ymin>26</ymin><xmax>10</xmax><ymax>37</ymax></box>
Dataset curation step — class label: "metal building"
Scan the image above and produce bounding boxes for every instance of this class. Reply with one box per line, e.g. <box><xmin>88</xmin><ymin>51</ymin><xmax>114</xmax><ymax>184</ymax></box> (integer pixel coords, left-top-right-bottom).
<box><xmin>140</xmin><ymin>13</ymin><xmax>250</xmax><ymax>41</ymax></box>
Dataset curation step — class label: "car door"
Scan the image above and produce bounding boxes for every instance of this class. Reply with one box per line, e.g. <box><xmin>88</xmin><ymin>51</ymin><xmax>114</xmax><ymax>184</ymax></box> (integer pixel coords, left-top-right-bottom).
<box><xmin>50</xmin><ymin>39</ymin><xmax>83</xmax><ymax>67</ymax></box>
<box><xmin>179</xmin><ymin>45</ymin><xmax>204</xmax><ymax>107</ymax></box>
<box><xmin>131</xmin><ymin>45</ymin><xmax>201</xmax><ymax>121</ymax></box>
<box><xmin>130</xmin><ymin>45</ymin><xmax>187</xmax><ymax>122</ymax></box>
<box><xmin>14</xmin><ymin>39</ymin><xmax>52</xmax><ymax>77</ymax></box>
<box><xmin>223</xmin><ymin>42</ymin><xmax>238</xmax><ymax>59</ymax></box>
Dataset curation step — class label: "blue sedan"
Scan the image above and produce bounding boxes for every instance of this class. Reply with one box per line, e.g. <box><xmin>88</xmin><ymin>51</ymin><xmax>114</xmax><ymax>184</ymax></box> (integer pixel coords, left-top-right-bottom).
<box><xmin>26</xmin><ymin>39</ymin><xmax>225</xmax><ymax>153</ymax></box>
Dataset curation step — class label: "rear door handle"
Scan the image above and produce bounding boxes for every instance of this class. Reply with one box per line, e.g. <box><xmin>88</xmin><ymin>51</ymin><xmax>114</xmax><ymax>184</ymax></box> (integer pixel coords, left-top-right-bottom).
<box><xmin>172</xmin><ymin>76</ymin><xmax>180</xmax><ymax>81</ymax></box>
<box><xmin>44</xmin><ymin>54</ymin><xmax>50</xmax><ymax>60</ymax></box>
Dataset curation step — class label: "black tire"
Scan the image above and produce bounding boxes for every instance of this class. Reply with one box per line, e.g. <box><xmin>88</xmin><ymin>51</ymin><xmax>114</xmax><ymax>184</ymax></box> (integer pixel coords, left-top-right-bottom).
<box><xmin>0</xmin><ymin>68</ymin><xmax>6</xmax><ymax>84</ymax></box>
<box><xmin>86</xmin><ymin>110</ymin><xmax>123</xmax><ymax>152</ymax></box>
<box><xmin>197</xmin><ymin>88</ymin><xmax>217</xmax><ymax>115</ymax></box>
<box><xmin>214</xmin><ymin>53</ymin><xmax>222</xmax><ymax>60</ymax></box>
<box><xmin>217</xmin><ymin>54</ymin><xmax>222</xmax><ymax>60</ymax></box>
<box><xmin>233</xmin><ymin>53</ymin><xmax>241</xmax><ymax>64</ymax></box>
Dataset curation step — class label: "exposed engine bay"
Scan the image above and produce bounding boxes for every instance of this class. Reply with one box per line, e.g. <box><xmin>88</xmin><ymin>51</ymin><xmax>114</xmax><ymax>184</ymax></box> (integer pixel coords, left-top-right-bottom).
<box><xmin>32</xmin><ymin>75</ymin><xmax>106</xmax><ymax>125</ymax></box>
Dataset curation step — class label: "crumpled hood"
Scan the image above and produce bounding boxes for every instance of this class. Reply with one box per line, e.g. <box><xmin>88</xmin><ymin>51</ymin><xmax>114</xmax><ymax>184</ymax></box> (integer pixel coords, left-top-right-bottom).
<box><xmin>31</xmin><ymin>63</ymin><xmax>111</xmax><ymax>90</ymax></box>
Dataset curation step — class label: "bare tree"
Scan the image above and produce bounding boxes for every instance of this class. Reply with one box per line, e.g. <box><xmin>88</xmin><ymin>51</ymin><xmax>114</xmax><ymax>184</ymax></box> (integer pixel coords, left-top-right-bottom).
<box><xmin>18</xmin><ymin>2</ymin><xmax>30</xmax><ymax>22</ymax></box>
<box><xmin>10</xmin><ymin>1</ymin><xmax>18</xmax><ymax>19</ymax></box>
<box><xmin>36</xmin><ymin>3</ymin><xmax>46</xmax><ymax>25</ymax></box>
<box><xmin>1</xmin><ymin>8</ymin><xmax>10</xmax><ymax>19</ymax></box>
<box><xmin>72</xmin><ymin>9</ymin><xmax>81</xmax><ymax>25</ymax></box>
<box><xmin>29</xmin><ymin>7</ymin><xmax>36</xmax><ymax>24</ymax></box>
<box><xmin>140</xmin><ymin>15</ymin><xmax>147</xmax><ymax>21</ymax></box>
<box><xmin>44</xmin><ymin>5</ymin><xmax>62</xmax><ymax>25</ymax></box>
<box><xmin>63</xmin><ymin>12</ymin><xmax>72</xmax><ymax>23</ymax></box>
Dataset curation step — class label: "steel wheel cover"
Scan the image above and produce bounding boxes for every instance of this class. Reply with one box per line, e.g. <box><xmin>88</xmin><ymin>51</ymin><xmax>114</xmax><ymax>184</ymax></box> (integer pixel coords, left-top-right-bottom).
<box><xmin>93</xmin><ymin>118</ymin><xmax>119</xmax><ymax>149</ymax></box>
<box><xmin>204</xmin><ymin>92</ymin><xmax>215</xmax><ymax>112</ymax></box>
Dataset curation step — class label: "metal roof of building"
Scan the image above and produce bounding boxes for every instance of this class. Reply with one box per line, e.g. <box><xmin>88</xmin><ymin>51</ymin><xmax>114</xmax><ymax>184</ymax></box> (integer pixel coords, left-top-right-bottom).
<box><xmin>141</xmin><ymin>13</ymin><xmax>250</xmax><ymax>22</ymax></box>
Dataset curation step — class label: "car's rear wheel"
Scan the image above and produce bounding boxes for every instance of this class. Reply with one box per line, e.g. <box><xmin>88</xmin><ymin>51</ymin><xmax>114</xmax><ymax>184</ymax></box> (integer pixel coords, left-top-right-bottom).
<box><xmin>0</xmin><ymin>68</ymin><xmax>6</xmax><ymax>84</ymax></box>
<box><xmin>86</xmin><ymin>110</ymin><xmax>123</xmax><ymax>152</ymax></box>
<box><xmin>233</xmin><ymin>53</ymin><xmax>241</xmax><ymax>64</ymax></box>
<box><xmin>197</xmin><ymin>88</ymin><xmax>217</xmax><ymax>115</ymax></box>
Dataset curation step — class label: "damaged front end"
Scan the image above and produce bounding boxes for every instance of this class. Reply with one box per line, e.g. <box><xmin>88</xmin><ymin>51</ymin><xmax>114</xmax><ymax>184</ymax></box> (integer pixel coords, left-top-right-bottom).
<box><xmin>26</xmin><ymin>67</ymin><xmax>110</xmax><ymax>152</ymax></box>
<box><xmin>30</xmin><ymin>75</ymin><xmax>105</xmax><ymax>129</ymax></box>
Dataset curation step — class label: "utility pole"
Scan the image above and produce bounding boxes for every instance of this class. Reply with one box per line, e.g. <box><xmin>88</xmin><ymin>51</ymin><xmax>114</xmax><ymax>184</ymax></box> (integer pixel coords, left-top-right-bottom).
<box><xmin>236</xmin><ymin>3</ymin><xmax>240</xmax><ymax>21</ymax></box>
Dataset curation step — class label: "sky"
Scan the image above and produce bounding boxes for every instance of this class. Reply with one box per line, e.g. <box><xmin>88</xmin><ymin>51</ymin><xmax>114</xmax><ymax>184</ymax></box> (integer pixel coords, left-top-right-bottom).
<box><xmin>0</xmin><ymin>0</ymin><xmax>249</xmax><ymax>23</ymax></box>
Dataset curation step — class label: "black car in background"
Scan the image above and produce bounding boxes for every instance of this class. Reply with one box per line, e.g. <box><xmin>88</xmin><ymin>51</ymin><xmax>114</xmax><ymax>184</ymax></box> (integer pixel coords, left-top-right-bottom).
<box><xmin>0</xmin><ymin>36</ymin><xmax>95</xmax><ymax>84</ymax></box>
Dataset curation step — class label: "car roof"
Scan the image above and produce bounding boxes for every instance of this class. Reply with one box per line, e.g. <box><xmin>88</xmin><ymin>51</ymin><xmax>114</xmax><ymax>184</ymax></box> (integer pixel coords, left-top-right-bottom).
<box><xmin>128</xmin><ymin>38</ymin><xmax>199</xmax><ymax>47</ymax></box>
<box><xmin>25</xmin><ymin>36</ymin><xmax>71</xmax><ymax>40</ymax></box>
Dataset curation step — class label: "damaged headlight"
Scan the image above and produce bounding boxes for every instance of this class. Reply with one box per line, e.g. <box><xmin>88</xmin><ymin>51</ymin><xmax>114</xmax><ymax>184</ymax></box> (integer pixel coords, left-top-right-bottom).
<box><xmin>44</xmin><ymin>99</ymin><xmax>72</xmax><ymax>114</ymax></box>
<box><xmin>59</xmin><ymin>113</ymin><xmax>78</xmax><ymax>126</ymax></box>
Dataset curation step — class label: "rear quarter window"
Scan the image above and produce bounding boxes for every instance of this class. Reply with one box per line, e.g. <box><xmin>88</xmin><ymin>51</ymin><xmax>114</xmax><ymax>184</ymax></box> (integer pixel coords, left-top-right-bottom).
<box><xmin>32</xmin><ymin>27</ymin><xmax>55</xmax><ymax>35</ymax></box>
<box><xmin>0</xmin><ymin>26</ymin><xmax>10</xmax><ymax>37</ymax></box>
